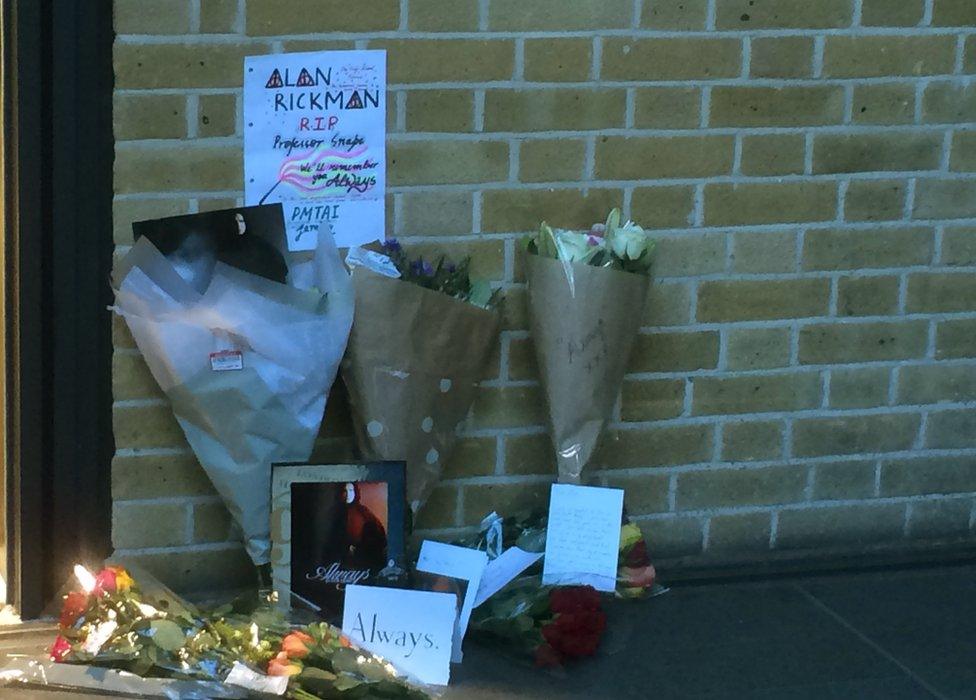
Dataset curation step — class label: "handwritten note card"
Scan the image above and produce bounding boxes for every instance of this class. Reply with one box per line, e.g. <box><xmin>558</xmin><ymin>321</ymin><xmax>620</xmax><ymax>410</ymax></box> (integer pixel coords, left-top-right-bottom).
<box><xmin>342</xmin><ymin>586</ymin><xmax>456</xmax><ymax>686</ymax></box>
<box><xmin>244</xmin><ymin>50</ymin><xmax>386</xmax><ymax>251</ymax></box>
<box><xmin>542</xmin><ymin>484</ymin><xmax>624</xmax><ymax>592</ymax></box>
<box><xmin>473</xmin><ymin>547</ymin><xmax>543</xmax><ymax>608</ymax></box>
<box><xmin>416</xmin><ymin>541</ymin><xmax>488</xmax><ymax>663</ymax></box>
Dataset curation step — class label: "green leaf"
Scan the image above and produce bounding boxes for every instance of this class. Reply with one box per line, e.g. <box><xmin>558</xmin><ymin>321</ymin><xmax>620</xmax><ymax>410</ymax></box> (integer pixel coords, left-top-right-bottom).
<box><xmin>149</xmin><ymin>620</ymin><xmax>186</xmax><ymax>652</ymax></box>
<box><xmin>467</xmin><ymin>279</ymin><xmax>493</xmax><ymax>308</ymax></box>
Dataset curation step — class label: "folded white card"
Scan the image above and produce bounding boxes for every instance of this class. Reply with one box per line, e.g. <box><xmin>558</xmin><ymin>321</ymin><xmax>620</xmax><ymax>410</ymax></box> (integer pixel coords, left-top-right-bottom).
<box><xmin>474</xmin><ymin>547</ymin><xmax>543</xmax><ymax>608</ymax></box>
<box><xmin>342</xmin><ymin>585</ymin><xmax>456</xmax><ymax>686</ymax></box>
<box><xmin>417</xmin><ymin>541</ymin><xmax>488</xmax><ymax>662</ymax></box>
<box><xmin>542</xmin><ymin>484</ymin><xmax>624</xmax><ymax>592</ymax></box>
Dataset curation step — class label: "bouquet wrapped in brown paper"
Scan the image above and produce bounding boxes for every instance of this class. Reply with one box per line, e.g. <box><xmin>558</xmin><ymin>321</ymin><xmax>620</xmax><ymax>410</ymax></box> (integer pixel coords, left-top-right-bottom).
<box><xmin>341</xmin><ymin>240</ymin><xmax>501</xmax><ymax>510</ymax></box>
<box><xmin>522</xmin><ymin>209</ymin><xmax>655</xmax><ymax>484</ymax></box>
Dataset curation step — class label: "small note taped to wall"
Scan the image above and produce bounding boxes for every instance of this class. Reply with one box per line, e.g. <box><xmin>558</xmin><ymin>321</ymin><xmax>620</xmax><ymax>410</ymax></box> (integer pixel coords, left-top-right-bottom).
<box><xmin>542</xmin><ymin>484</ymin><xmax>624</xmax><ymax>592</ymax></box>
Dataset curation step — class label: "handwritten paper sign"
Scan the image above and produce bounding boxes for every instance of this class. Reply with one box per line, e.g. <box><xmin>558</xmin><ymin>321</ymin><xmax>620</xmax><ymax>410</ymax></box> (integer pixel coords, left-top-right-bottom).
<box><xmin>542</xmin><ymin>484</ymin><xmax>624</xmax><ymax>592</ymax></box>
<box><xmin>342</xmin><ymin>585</ymin><xmax>455</xmax><ymax>686</ymax></box>
<box><xmin>416</xmin><ymin>541</ymin><xmax>488</xmax><ymax>662</ymax></box>
<box><xmin>244</xmin><ymin>50</ymin><xmax>386</xmax><ymax>251</ymax></box>
<box><xmin>473</xmin><ymin>546</ymin><xmax>543</xmax><ymax>608</ymax></box>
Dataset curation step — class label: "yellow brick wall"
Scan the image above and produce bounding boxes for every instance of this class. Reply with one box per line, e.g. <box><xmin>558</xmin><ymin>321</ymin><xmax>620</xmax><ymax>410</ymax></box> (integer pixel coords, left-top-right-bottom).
<box><xmin>112</xmin><ymin>0</ymin><xmax>976</xmax><ymax>591</ymax></box>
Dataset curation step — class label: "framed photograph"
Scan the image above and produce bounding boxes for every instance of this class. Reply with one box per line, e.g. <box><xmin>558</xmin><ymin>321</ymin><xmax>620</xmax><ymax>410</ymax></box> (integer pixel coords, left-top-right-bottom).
<box><xmin>271</xmin><ymin>462</ymin><xmax>407</xmax><ymax>620</ymax></box>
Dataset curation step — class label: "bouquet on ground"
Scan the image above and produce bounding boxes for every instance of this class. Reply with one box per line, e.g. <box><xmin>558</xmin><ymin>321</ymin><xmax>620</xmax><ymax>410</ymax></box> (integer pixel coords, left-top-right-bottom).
<box><xmin>341</xmin><ymin>239</ymin><xmax>502</xmax><ymax>511</ymax></box>
<box><xmin>38</xmin><ymin>565</ymin><xmax>428</xmax><ymax>699</ymax></box>
<box><xmin>521</xmin><ymin>209</ymin><xmax>655</xmax><ymax>483</ymax></box>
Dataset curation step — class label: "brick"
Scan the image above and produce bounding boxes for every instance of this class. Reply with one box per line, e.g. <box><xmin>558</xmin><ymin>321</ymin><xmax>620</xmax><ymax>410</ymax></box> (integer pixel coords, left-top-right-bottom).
<box><xmin>829</xmin><ymin>367</ymin><xmax>890</xmax><ymax>409</ymax></box>
<box><xmin>823</xmin><ymin>36</ymin><xmax>956</xmax><ymax>77</ymax></box>
<box><xmin>716</xmin><ymin>0</ymin><xmax>851</xmax><ymax>28</ymax></box>
<box><xmin>409</xmin><ymin>0</ymin><xmax>479</xmax><ymax>31</ymax></box>
<box><xmin>731</xmin><ymin>231</ymin><xmax>796</xmax><ymax>273</ymax></box>
<box><xmin>698</xmin><ymin>279</ymin><xmax>830</xmax><ymax>322</ymax></box>
<box><xmin>247</xmin><ymin>0</ymin><xmax>399</xmax><ymax>33</ymax></box>
<box><xmin>644</xmin><ymin>282</ymin><xmax>693</xmax><ymax>327</ymax></box>
<box><xmin>113</xmin><ymin>314</ymin><xmax>137</xmax><ymax>349</ymax></box>
<box><xmin>812</xmin><ymin>461</ymin><xmax>877</xmax><ymax>500</ymax></box>
<box><xmin>802</xmin><ymin>227</ymin><xmax>933</xmax><ymax>270</ymax></box>
<box><xmin>792</xmin><ymin>413</ymin><xmax>919</xmax><ymax>457</ymax></box>
<box><xmin>113</xmin><ymin>352</ymin><xmax>162</xmax><ymax>401</ymax></box>
<box><xmin>504</xmin><ymin>433</ymin><xmax>555</xmax><ymax>476</ymax></box>
<box><xmin>922</xmin><ymin>82</ymin><xmax>976</xmax><ymax>123</ymax></box>
<box><xmin>908</xmin><ymin>500</ymin><xmax>973</xmax><ymax>539</ymax></box>
<box><xmin>936</xmin><ymin>319</ymin><xmax>976</xmax><ymax>359</ymax></box>
<box><xmin>851</xmin><ymin>84</ymin><xmax>916</xmax><ymax>125</ymax></box>
<box><xmin>861</xmin><ymin>0</ymin><xmax>924</xmax><ymax>26</ymax></box>
<box><xmin>462</xmin><ymin>482</ymin><xmax>552</xmax><ymax>526</ymax></box>
<box><xmin>197</xmin><ymin>197</ymin><xmax>242</xmax><ymax>213</ymax></box>
<box><xmin>882</xmin><ymin>456</ymin><xmax>976</xmax><ymax>496</ymax></box>
<box><xmin>739</xmin><ymin>134</ymin><xmax>806</xmax><ymax>176</ymax></box>
<box><xmin>389</xmin><ymin>140</ymin><xmax>508</xmax><ymax>186</ymax></box>
<box><xmin>813</xmin><ymin>133</ymin><xmax>942</xmax><ymax>174</ymax></box>
<box><xmin>708</xmin><ymin>513</ymin><xmax>772</xmax><ymax>552</ymax></box>
<box><xmin>443</xmin><ymin>437</ymin><xmax>497</xmax><ymax>479</ymax></box>
<box><xmin>507</xmin><ymin>337</ymin><xmax>538</xmax><ymax>381</ymax></box>
<box><xmin>633</xmin><ymin>88</ymin><xmax>701</xmax><ymax>129</ymax></box>
<box><xmin>898</xmin><ymin>364</ymin><xmax>976</xmax><ymax>404</ymax></box>
<box><xmin>704</xmin><ymin>182</ymin><xmax>837</xmax><ymax>226</ymax></box>
<box><xmin>726</xmin><ymin>327</ymin><xmax>791</xmax><ymax>370</ymax></box>
<box><xmin>113</xmin><ymin>502</ymin><xmax>187</xmax><ymax>549</ymax></box>
<box><xmin>192</xmin><ymin>501</ymin><xmax>234</xmax><ymax>543</ymax></box>
<box><xmin>200</xmin><ymin>0</ymin><xmax>239</xmax><ymax>32</ymax></box>
<box><xmin>620</xmin><ymin>379</ymin><xmax>686</xmax><ymax>421</ymax></box>
<box><xmin>637</xmin><ymin>517</ymin><xmax>703</xmax><ymax>559</ymax></box>
<box><xmin>927</xmin><ymin>409</ymin><xmax>976</xmax><ymax>448</ymax></box>
<box><xmin>483</xmin><ymin>188</ymin><xmax>621</xmax><ymax>233</ymax></box>
<box><xmin>112</xmin><ymin>453</ymin><xmax>217</xmax><ymax>500</ymax></box>
<box><xmin>115</xmin><ymin>0</ymin><xmax>190</xmax><ymax>33</ymax></box>
<box><xmin>113</xmin><ymin>197</ymin><xmax>190</xmax><ymax>245</ymax></box>
<box><xmin>115</xmin><ymin>43</ymin><xmax>267</xmax><ymax>89</ymax></box>
<box><xmin>373</xmin><ymin>40</ymin><xmax>514</xmax><ymax>83</ymax></box>
<box><xmin>653</xmin><ymin>233</ymin><xmax>726</xmax><ymax>277</ymax></box>
<box><xmin>406</xmin><ymin>90</ymin><xmax>473</xmax><ymax>133</ymax></box>
<box><xmin>693</xmin><ymin>373</ymin><xmax>821</xmax><ymax>416</ymax></box>
<box><xmin>722</xmin><ymin>420</ymin><xmax>784</xmax><ymax>462</ymax></box>
<box><xmin>932</xmin><ymin>0</ymin><xmax>976</xmax><ymax>25</ymax></box>
<box><xmin>913</xmin><ymin>180</ymin><xmax>976</xmax><ymax>219</ymax></box>
<box><xmin>776</xmin><ymin>504</ymin><xmax>906</xmax><ymax>550</ymax></box>
<box><xmin>603</xmin><ymin>474</ymin><xmax>670</xmax><ymax>514</ymax></box>
<box><xmin>641</xmin><ymin>0</ymin><xmax>708</xmax><ymax>28</ymax></box>
<box><xmin>415</xmin><ymin>486</ymin><xmax>459</xmax><ymax>529</ymax></box>
<box><xmin>595</xmin><ymin>136</ymin><xmax>734</xmax><ymax>180</ymax></box>
<box><xmin>197</xmin><ymin>94</ymin><xmax>237</xmax><ymax>138</ymax></box>
<box><xmin>486</xmin><ymin>89</ymin><xmax>625</xmax><ymax>132</ymax></box>
<box><xmin>967</xmin><ymin>36</ymin><xmax>976</xmax><ymax>74</ymax></box>
<box><xmin>630</xmin><ymin>331</ymin><xmax>720</xmax><ymax>372</ymax></box>
<box><xmin>837</xmin><ymin>276</ymin><xmax>900</xmax><ymax>317</ymax></box>
<box><xmin>113</xmin><ymin>404</ymin><xmax>186</xmax><ymax>449</ymax></box>
<box><xmin>942</xmin><ymin>226</ymin><xmax>976</xmax><ymax>265</ymax></box>
<box><xmin>470</xmin><ymin>386</ymin><xmax>544</xmax><ymax>429</ymax></box>
<box><xmin>749</xmin><ymin>36</ymin><xmax>813</xmax><ymax>78</ymax></box>
<box><xmin>524</xmin><ymin>38</ymin><xmax>593</xmax><ymax>82</ymax></box>
<box><xmin>906</xmin><ymin>272</ymin><xmax>976</xmax><ymax>313</ymax></box>
<box><xmin>630</xmin><ymin>187</ymin><xmax>696</xmax><ymax>229</ymax></box>
<box><xmin>710</xmin><ymin>86</ymin><xmax>844</xmax><ymax>127</ymax></box>
<box><xmin>951</xmin><ymin>131</ymin><xmax>976</xmax><ymax>171</ymax></box>
<box><xmin>115</xmin><ymin>145</ymin><xmax>241</xmax><ymax>193</ymax></box>
<box><xmin>116</xmin><ymin>546</ymin><xmax>254</xmax><ymax>592</ymax></box>
<box><xmin>278</xmin><ymin>40</ymin><xmax>357</xmax><ymax>53</ymax></box>
<box><xmin>677</xmin><ymin>465</ymin><xmax>806</xmax><ymax>510</ymax></box>
<box><xmin>593</xmin><ymin>425</ymin><xmax>713</xmax><ymax>468</ymax></box>
<box><xmin>602</xmin><ymin>38</ymin><xmax>741</xmax><ymax>81</ymax></box>
<box><xmin>114</xmin><ymin>94</ymin><xmax>186</xmax><ymax>140</ymax></box>
<box><xmin>800</xmin><ymin>321</ymin><xmax>927</xmax><ymax>364</ymax></box>
<box><xmin>488</xmin><ymin>0</ymin><xmax>631</xmax><ymax>30</ymax></box>
<box><xmin>844</xmin><ymin>179</ymin><xmax>907</xmax><ymax>222</ymax></box>
<box><xmin>400</xmin><ymin>192</ymin><xmax>473</xmax><ymax>236</ymax></box>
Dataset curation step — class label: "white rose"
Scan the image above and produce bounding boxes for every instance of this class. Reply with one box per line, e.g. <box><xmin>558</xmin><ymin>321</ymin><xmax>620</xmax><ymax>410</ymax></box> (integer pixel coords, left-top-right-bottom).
<box><xmin>554</xmin><ymin>230</ymin><xmax>604</xmax><ymax>263</ymax></box>
<box><xmin>609</xmin><ymin>221</ymin><xmax>650</xmax><ymax>260</ymax></box>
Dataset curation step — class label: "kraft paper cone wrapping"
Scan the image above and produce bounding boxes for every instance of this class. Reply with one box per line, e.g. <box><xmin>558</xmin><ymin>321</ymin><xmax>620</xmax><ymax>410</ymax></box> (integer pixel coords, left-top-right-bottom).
<box><xmin>525</xmin><ymin>253</ymin><xmax>648</xmax><ymax>484</ymax></box>
<box><xmin>342</xmin><ymin>271</ymin><xmax>500</xmax><ymax>509</ymax></box>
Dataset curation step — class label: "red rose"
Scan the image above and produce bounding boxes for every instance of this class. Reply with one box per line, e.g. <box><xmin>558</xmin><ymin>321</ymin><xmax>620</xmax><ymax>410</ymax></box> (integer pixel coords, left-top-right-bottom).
<box><xmin>533</xmin><ymin>642</ymin><xmax>562</xmax><ymax>668</ymax></box>
<box><xmin>93</xmin><ymin>568</ymin><xmax>117</xmax><ymax>596</ymax></box>
<box><xmin>280</xmin><ymin>630</ymin><xmax>314</xmax><ymax>659</ymax></box>
<box><xmin>60</xmin><ymin>591</ymin><xmax>89</xmax><ymax>629</ymax></box>
<box><xmin>541</xmin><ymin>609</ymin><xmax>606</xmax><ymax>659</ymax></box>
<box><xmin>549</xmin><ymin>586</ymin><xmax>601</xmax><ymax>614</ymax></box>
<box><xmin>623</xmin><ymin>539</ymin><xmax>650</xmax><ymax>568</ymax></box>
<box><xmin>50</xmin><ymin>636</ymin><xmax>72</xmax><ymax>662</ymax></box>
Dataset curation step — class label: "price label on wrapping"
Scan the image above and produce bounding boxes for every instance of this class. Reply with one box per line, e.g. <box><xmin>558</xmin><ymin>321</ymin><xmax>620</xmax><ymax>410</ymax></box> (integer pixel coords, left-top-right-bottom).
<box><xmin>210</xmin><ymin>350</ymin><xmax>244</xmax><ymax>371</ymax></box>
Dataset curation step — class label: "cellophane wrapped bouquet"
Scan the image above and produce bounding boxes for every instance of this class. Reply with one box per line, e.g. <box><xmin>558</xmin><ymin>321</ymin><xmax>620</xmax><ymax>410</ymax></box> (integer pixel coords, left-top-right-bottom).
<box><xmin>521</xmin><ymin>209</ymin><xmax>655</xmax><ymax>484</ymax></box>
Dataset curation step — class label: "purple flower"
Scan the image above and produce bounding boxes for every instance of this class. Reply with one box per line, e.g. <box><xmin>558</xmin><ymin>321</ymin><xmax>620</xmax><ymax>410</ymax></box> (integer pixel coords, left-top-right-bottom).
<box><xmin>382</xmin><ymin>238</ymin><xmax>402</xmax><ymax>253</ymax></box>
<box><xmin>422</xmin><ymin>261</ymin><xmax>435</xmax><ymax>276</ymax></box>
<box><xmin>446</xmin><ymin>263</ymin><xmax>457</xmax><ymax>274</ymax></box>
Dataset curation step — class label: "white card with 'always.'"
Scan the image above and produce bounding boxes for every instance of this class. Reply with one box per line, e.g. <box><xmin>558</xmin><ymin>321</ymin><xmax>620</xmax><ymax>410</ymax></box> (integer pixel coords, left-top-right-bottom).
<box><xmin>542</xmin><ymin>484</ymin><xmax>624</xmax><ymax>592</ymax></box>
<box><xmin>474</xmin><ymin>547</ymin><xmax>543</xmax><ymax>608</ymax></box>
<box><xmin>342</xmin><ymin>585</ymin><xmax>455</xmax><ymax>686</ymax></box>
<box><xmin>416</xmin><ymin>541</ymin><xmax>488</xmax><ymax>663</ymax></box>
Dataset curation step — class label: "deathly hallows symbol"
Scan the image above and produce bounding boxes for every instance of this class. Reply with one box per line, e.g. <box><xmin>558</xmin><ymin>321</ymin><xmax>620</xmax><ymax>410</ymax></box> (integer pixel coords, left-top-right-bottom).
<box><xmin>266</xmin><ymin>69</ymin><xmax>284</xmax><ymax>89</ymax></box>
